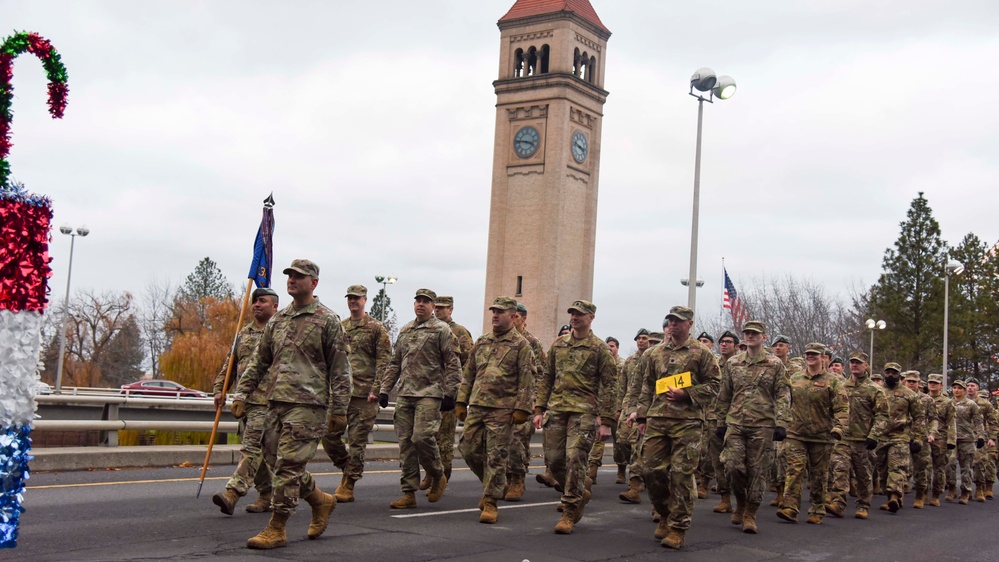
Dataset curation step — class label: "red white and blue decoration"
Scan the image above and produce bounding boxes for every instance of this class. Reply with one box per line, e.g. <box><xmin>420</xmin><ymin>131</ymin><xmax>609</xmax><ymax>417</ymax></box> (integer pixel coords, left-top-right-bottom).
<box><xmin>0</xmin><ymin>31</ymin><xmax>69</xmax><ymax>549</ymax></box>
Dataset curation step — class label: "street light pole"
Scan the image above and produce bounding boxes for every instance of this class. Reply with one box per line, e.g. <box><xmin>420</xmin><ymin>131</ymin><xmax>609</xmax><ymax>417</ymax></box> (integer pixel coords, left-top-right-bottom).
<box><xmin>866</xmin><ymin>318</ymin><xmax>886</xmax><ymax>372</ymax></box>
<box><xmin>943</xmin><ymin>260</ymin><xmax>965</xmax><ymax>388</ymax></box>
<box><xmin>54</xmin><ymin>225</ymin><xmax>90</xmax><ymax>394</ymax></box>
<box><xmin>374</xmin><ymin>275</ymin><xmax>397</xmax><ymax>322</ymax></box>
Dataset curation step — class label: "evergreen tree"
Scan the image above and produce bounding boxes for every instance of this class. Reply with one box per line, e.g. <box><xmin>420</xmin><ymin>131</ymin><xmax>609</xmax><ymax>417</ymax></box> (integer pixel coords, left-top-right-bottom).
<box><xmin>867</xmin><ymin>192</ymin><xmax>947</xmax><ymax>373</ymax></box>
<box><xmin>180</xmin><ymin>257</ymin><xmax>233</xmax><ymax>301</ymax></box>
<box><xmin>947</xmin><ymin>233</ymin><xmax>999</xmax><ymax>387</ymax></box>
<box><xmin>97</xmin><ymin>315</ymin><xmax>145</xmax><ymax>386</ymax></box>
<box><xmin>369</xmin><ymin>288</ymin><xmax>398</xmax><ymax>342</ymax></box>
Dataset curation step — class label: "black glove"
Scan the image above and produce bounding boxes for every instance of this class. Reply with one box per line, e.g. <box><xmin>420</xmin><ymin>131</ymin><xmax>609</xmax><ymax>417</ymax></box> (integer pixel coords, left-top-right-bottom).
<box><xmin>378</xmin><ymin>393</ymin><xmax>389</xmax><ymax>408</ymax></box>
<box><xmin>977</xmin><ymin>438</ymin><xmax>985</xmax><ymax>449</ymax></box>
<box><xmin>773</xmin><ymin>427</ymin><xmax>787</xmax><ymax>442</ymax></box>
<box><xmin>947</xmin><ymin>443</ymin><xmax>956</xmax><ymax>450</ymax></box>
<box><xmin>909</xmin><ymin>441</ymin><xmax>922</xmax><ymax>454</ymax></box>
<box><xmin>866</xmin><ymin>438</ymin><xmax>878</xmax><ymax>450</ymax></box>
<box><xmin>441</xmin><ymin>396</ymin><xmax>456</xmax><ymax>412</ymax></box>
<box><xmin>715</xmin><ymin>425</ymin><xmax>727</xmax><ymax>439</ymax></box>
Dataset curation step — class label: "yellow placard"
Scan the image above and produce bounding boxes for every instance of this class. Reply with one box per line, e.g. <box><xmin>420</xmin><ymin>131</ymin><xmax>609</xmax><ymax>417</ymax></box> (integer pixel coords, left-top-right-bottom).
<box><xmin>656</xmin><ymin>372</ymin><xmax>693</xmax><ymax>394</ymax></box>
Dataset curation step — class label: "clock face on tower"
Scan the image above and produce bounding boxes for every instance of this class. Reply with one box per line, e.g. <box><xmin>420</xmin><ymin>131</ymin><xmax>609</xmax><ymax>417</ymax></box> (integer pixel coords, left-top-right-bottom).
<box><xmin>571</xmin><ymin>131</ymin><xmax>588</xmax><ymax>163</ymax></box>
<box><xmin>513</xmin><ymin>126</ymin><xmax>540</xmax><ymax>158</ymax></box>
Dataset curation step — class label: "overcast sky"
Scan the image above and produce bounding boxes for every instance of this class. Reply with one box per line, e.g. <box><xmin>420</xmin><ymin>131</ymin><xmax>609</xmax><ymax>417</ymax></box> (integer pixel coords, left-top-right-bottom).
<box><xmin>5</xmin><ymin>0</ymin><xmax>998</xmax><ymax>349</ymax></box>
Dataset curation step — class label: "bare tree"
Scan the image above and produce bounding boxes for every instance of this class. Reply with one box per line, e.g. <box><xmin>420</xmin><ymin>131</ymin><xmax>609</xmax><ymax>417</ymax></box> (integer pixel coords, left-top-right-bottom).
<box><xmin>139</xmin><ymin>277</ymin><xmax>174</xmax><ymax>377</ymax></box>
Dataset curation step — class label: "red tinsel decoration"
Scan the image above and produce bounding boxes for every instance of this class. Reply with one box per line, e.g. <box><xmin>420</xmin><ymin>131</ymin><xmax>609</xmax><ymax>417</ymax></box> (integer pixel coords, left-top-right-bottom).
<box><xmin>0</xmin><ymin>199</ymin><xmax>52</xmax><ymax>313</ymax></box>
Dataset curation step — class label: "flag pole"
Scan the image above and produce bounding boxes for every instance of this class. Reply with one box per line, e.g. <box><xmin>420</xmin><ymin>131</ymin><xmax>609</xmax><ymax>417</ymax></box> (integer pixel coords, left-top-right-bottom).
<box><xmin>196</xmin><ymin>278</ymin><xmax>253</xmax><ymax>498</ymax></box>
<box><xmin>720</xmin><ymin>257</ymin><xmax>725</xmax><ymax>325</ymax></box>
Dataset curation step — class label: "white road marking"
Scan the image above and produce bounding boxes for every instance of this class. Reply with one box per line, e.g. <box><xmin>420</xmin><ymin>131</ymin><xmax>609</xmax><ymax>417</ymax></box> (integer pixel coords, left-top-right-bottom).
<box><xmin>390</xmin><ymin>501</ymin><xmax>561</xmax><ymax>518</ymax></box>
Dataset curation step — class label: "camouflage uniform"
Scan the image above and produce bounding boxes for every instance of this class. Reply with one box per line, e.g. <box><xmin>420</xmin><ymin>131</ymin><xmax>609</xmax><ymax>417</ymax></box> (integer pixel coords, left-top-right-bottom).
<box><xmin>702</xmin><ymin>349</ymin><xmax>739</xmax><ymax>499</ymax></box>
<box><xmin>714</xmin><ymin>349</ymin><xmax>790</xmax><ymax>511</ymax></box>
<box><xmin>874</xmin><ymin>384</ymin><xmax>926</xmax><ymax>503</ymax></box>
<box><xmin>953</xmin><ymin>393</ymin><xmax>985</xmax><ymax>495</ymax></box>
<box><xmin>621</xmin><ymin>347</ymin><xmax>651</xmax><ymax>486</ymax></box>
<box><xmin>772</xmin><ymin>356</ymin><xmax>805</xmax><ymax>499</ymax></box>
<box><xmin>927</xmin><ymin>389</ymin><xmax>957</xmax><ymax>498</ymax></box>
<box><xmin>972</xmin><ymin>392</ymin><xmax>998</xmax><ymax>494</ymax></box>
<box><xmin>457</xmin><ymin>325</ymin><xmax>534</xmax><ymax>500</ymax></box>
<box><xmin>780</xmin><ymin>362</ymin><xmax>848</xmax><ymax>520</ymax></box>
<box><xmin>636</xmin><ymin>335</ymin><xmax>720</xmax><ymax>534</ymax></box>
<box><xmin>911</xmin><ymin>390</ymin><xmax>934</xmax><ymax>499</ymax></box>
<box><xmin>321</xmin><ymin>312</ymin><xmax>391</xmax><ymax>480</ymax></box>
<box><xmin>588</xmin><ymin>355</ymin><xmax>626</xmax><ymax>471</ymax></box>
<box><xmin>509</xmin><ymin>328</ymin><xmax>545</xmax><ymax>478</ymax></box>
<box><xmin>826</xmin><ymin>367</ymin><xmax>887</xmax><ymax>512</ymax></box>
<box><xmin>380</xmin><ymin>314</ymin><xmax>461</xmax><ymax>493</ymax></box>
<box><xmin>234</xmin><ymin>299</ymin><xmax>351</xmax><ymax>515</ymax></box>
<box><xmin>213</xmin><ymin>323</ymin><xmax>272</xmax><ymax>497</ymax></box>
<box><xmin>537</xmin><ymin>329</ymin><xmax>617</xmax><ymax>508</ymax></box>
<box><xmin>436</xmin><ymin>318</ymin><xmax>473</xmax><ymax>479</ymax></box>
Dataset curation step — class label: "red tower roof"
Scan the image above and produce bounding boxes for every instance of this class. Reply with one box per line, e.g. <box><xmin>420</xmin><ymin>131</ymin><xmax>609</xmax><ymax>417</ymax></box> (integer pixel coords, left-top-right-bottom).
<box><xmin>499</xmin><ymin>0</ymin><xmax>610</xmax><ymax>34</ymax></box>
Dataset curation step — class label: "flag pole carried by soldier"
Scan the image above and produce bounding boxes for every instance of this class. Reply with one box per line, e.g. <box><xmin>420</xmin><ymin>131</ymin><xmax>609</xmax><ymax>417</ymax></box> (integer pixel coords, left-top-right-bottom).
<box><xmin>456</xmin><ymin>297</ymin><xmax>535</xmax><ymax>524</ymax></box>
<box><xmin>713</xmin><ymin>321</ymin><xmax>790</xmax><ymax>534</ymax></box>
<box><xmin>379</xmin><ymin>289</ymin><xmax>462</xmax><ymax>509</ymax></box>
<box><xmin>533</xmin><ymin>300</ymin><xmax>617</xmax><ymax>535</ymax></box>
<box><xmin>630</xmin><ymin>306</ymin><xmax>721</xmax><ymax>550</ymax></box>
<box><xmin>873</xmin><ymin>362</ymin><xmax>926</xmax><ymax>514</ymax></box>
<box><xmin>211</xmin><ymin>287</ymin><xmax>281</xmax><ymax>515</ymax></box>
<box><xmin>903</xmin><ymin>371</ymin><xmax>934</xmax><ymax>508</ymax></box>
<box><xmin>950</xmin><ymin>379</ymin><xmax>986</xmax><ymax>504</ymax></box>
<box><xmin>320</xmin><ymin>284</ymin><xmax>392</xmax><ymax>503</ymax></box>
<box><xmin>232</xmin><ymin>259</ymin><xmax>351</xmax><ymax>550</ymax></box>
<box><xmin>506</xmin><ymin>302</ymin><xmax>546</xmax><ymax>502</ymax></box>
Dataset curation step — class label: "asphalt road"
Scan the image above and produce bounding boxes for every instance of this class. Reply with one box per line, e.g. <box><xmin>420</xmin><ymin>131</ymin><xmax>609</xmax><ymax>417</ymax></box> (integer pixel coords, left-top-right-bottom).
<box><xmin>9</xmin><ymin>458</ymin><xmax>999</xmax><ymax>561</ymax></box>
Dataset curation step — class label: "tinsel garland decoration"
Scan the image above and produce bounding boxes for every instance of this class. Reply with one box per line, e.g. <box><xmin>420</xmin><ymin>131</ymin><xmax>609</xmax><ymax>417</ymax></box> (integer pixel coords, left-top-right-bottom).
<box><xmin>0</xmin><ymin>425</ymin><xmax>32</xmax><ymax>549</ymax></box>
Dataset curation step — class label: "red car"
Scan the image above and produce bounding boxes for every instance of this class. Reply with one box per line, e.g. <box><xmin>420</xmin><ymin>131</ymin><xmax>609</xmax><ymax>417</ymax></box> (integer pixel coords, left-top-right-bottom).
<box><xmin>119</xmin><ymin>379</ymin><xmax>208</xmax><ymax>398</ymax></box>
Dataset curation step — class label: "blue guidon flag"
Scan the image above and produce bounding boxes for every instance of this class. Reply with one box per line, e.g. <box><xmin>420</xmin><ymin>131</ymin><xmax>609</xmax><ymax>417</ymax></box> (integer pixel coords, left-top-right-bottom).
<box><xmin>247</xmin><ymin>194</ymin><xmax>275</xmax><ymax>288</ymax></box>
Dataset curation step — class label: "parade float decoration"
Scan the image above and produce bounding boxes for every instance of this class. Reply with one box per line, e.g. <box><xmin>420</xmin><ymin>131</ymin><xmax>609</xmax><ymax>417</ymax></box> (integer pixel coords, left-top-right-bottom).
<box><xmin>0</xmin><ymin>31</ymin><xmax>69</xmax><ymax>549</ymax></box>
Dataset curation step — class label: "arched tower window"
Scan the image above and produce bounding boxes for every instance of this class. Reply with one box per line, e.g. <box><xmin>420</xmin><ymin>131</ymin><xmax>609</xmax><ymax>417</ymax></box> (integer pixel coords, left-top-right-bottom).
<box><xmin>539</xmin><ymin>44</ymin><xmax>550</xmax><ymax>74</ymax></box>
<box><xmin>573</xmin><ymin>48</ymin><xmax>581</xmax><ymax>77</ymax></box>
<box><xmin>514</xmin><ymin>48</ymin><xmax>524</xmax><ymax>78</ymax></box>
<box><xmin>526</xmin><ymin>46</ymin><xmax>538</xmax><ymax>76</ymax></box>
<box><xmin>588</xmin><ymin>56</ymin><xmax>597</xmax><ymax>84</ymax></box>
<box><xmin>579</xmin><ymin>51</ymin><xmax>589</xmax><ymax>81</ymax></box>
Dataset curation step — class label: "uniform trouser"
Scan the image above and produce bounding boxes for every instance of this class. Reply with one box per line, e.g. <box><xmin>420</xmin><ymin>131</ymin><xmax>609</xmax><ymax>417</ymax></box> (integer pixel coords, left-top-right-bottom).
<box><xmin>720</xmin><ymin>425</ymin><xmax>773</xmax><ymax>509</ymax></box>
<box><xmin>321</xmin><ymin>396</ymin><xmax>379</xmax><ymax>480</ymax></box>
<box><xmin>697</xmin><ymin>421</ymin><xmax>716</xmax><ymax>484</ymax></box>
<box><xmin>773</xmin><ymin>441</ymin><xmax>787</xmax><ymax>493</ymax></box>
<box><xmin>707</xmin><ymin>420</ymin><xmax>729</xmax><ymax>495</ymax></box>
<box><xmin>973</xmin><ymin>443</ymin><xmax>995</xmax><ymax>488</ymax></box>
<box><xmin>226</xmin><ymin>403</ymin><xmax>273</xmax><ymax>495</ymax></box>
<box><xmin>459</xmin><ymin>406</ymin><xmax>513</xmax><ymax>499</ymax></box>
<box><xmin>956</xmin><ymin>441</ymin><xmax>976</xmax><ymax>493</ymax></box>
<box><xmin>588</xmin><ymin>418</ymin><xmax>618</xmax><ymax>467</ymax></box>
<box><xmin>436</xmin><ymin>409</ymin><xmax>457</xmax><ymax>476</ymax></box>
<box><xmin>395</xmin><ymin>396</ymin><xmax>443</xmax><ymax>493</ymax></box>
<box><xmin>875</xmin><ymin>441</ymin><xmax>910</xmax><ymax>497</ymax></box>
<box><xmin>628</xmin><ymin>425</ymin><xmax>646</xmax><ymax>483</ymax></box>
<box><xmin>989</xmin><ymin>447</ymin><xmax>999</xmax><ymax>487</ymax></box>
<box><xmin>828</xmin><ymin>441</ymin><xmax>872</xmax><ymax>509</ymax></box>
<box><xmin>508</xmin><ymin>420</ymin><xmax>534</xmax><ymax>476</ymax></box>
<box><xmin>912</xmin><ymin>439</ymin><xmax>932</xmax><ymax>493</ymax></box>
<box><xmin>615</xmin><ymin>411</ymin><xmax>637</xmax><ymax>468</ymax></box>
<box><xmin>261</xmin><ymin>401</ymin><xmax>325</xmax><ymax>515</ymax></box>
<box><xmin>929</xmin><ymin>439</ymin><xmax>951</xmax><ymax>495</ymax></box>
<box><xmin>543</xmin><ymin>411</ymin><xmax>596</xmax><ymax>506</ymax></box>
<box><xmin>641</xmin><ymin>418</ymin><xmax>701</xmax><ymax>531</ymax></box>
<box><xmin>782</xmin><ymin>438</ymin><xmax>832</xmax><ymax>517</ymax></box>
<box><xmin>947</xmin><ymin>447</ymin><xmax>957</xmax><ymax>487</ymax></box>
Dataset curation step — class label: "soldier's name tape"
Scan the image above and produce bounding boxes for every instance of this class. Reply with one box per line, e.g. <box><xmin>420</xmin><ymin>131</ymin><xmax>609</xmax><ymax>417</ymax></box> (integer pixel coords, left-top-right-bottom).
<box><xmin>656</xmin><ymin>372</ymin><xmax>693</xmax><ymax>394</ymax></box>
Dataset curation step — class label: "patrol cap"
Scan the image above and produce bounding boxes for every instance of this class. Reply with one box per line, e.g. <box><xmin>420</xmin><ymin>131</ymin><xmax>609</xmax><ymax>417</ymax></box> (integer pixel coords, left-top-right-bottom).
<box><xmin>649</xmin><ymin>331</ymin><xmax>665</xmax><ymax>342</ymax></box>
<box><xmin>634</xmin><ymin>328</ymin><xmax>650</xmax><ymax>341</ymax></box>
<box><xmin>252</xmin><ymin>287</ymin><xmax>279</xmax><ymax>300</ymax></box>
<box><xmin>980</xmin><ymin>390</ymin><xmax>991</xmax><ymax>399</ymax></box>
<box><xmin>568</xmin><ymin>300</ymin><xmax>596</xmax><ymax>315</ymax></box>
<box><xmin>927</xmin><ymin>373</ymin><xmax>944</xmax><ymax>384</ymax></box>
<box><xmin>435</xmin><ymin>296</ymin><xmax>454</xmax><ymax>307</ymax></box>
<box><xmin>606</xmin><ymin>336</ymin><xmax>620</xmax><ymax>346</ymax></box>
<box><xmin>283</xmin><ymin>259</ymin><xmax>319</xmax><ymax>277</ymax></box>
<box><xmin>415</xmin><ymin>288</ymin><xmax>437</xmax><ymax>301</ymax></box>
<box><xmin>966</xmin><ymin>378</ymin><xmax>981</xmax><ymax>387</ymax></box>
<box><xmin>849</xmin><ymin>351</ymin><xmax>869</xmax><ymax>363</ymax></box>
<box><xmin>904</xmin><ymin>371</ymin><xmax>921</xmax><ymax>382</ymax></box>
<box><xmin>871</xmin><ymin>372</ymin><xmax>884</xmax><ymax>381</ymax></box>
<box><xmin>697</xmin><ymin>331</ymin><xmax>714</xmax><ymax>343</ymax></box>
<box><xmin>883</xmin><ymin>362</ymin><xmax>902</xmax><ymax>373</ymax></box>
<box><xmin>345</xmin><ymin>284</ymin><xmax>367</xmax><ymax>298</ymax></box>
<box><xmin>823</xmin><ymin>348</ymin><xmax>834</xmax><ymax>358</ymax></box>
<box><xmin>803</xmin><ymin>342</ymin><xmax>825</xmax><ymax>355</ymax></box>
<box><xmin>664</xmin><ymin>305</ymin><xmax>694</xmax><ymax>324</ymax></box>
<box><xmin>719</xmin><ymin>330</ymin><xmax>740</xmax><ymax>345</ymax></box>
<box><xmin>742</xmin><ymin>321</ymin><xmax>766</xmax><ymax>334</ymax></box>
<box><xmin>952</xmin><ymin>379</ymin><xmax>967</xmax><ymax>389</ymax></box>
<box><xmin>772</xmin><ymin>335</ymin><xmax>791</xmax><ymax>345</ymax></box>
<box><xmin>831</xmin><ymin>357</ymin><xmax>845</xmax><ymax>365</ymax></box>
<box><xmin>516</xmin><ymin>303</ymin><xmax>528</xmax><ymax>315</ymax></box>
<box><xmin>488</xmin><ymin>296</ymin><xmax>517</xmax><ymax>311</ymax></box>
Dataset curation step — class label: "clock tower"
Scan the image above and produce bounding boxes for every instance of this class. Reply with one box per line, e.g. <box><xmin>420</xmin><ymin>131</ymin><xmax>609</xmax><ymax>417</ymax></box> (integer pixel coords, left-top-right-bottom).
<box><xmin>482</xmin><ymin>0</ymin><xmax>611</xmax><ymax>340</ymax></box>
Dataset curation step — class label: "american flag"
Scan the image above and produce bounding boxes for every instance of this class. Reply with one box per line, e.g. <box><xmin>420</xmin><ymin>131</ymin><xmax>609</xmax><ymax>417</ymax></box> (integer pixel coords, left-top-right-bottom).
<box><xmin>723</xmin><ymin>268</ymin><xmax>749</xmax><ymax>328</ymax></box>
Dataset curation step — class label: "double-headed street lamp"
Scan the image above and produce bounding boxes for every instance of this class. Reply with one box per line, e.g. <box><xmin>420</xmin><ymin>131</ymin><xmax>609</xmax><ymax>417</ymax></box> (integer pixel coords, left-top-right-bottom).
<box><xmin>865</xmin><ymin>318</ymin><xmax>886</xmax><ymax>373</ymax></box>
<box><xmin>686</xmin><ymin>67</ymin><xmax>736</xmax><ymax>312</ymax></box>
<box><xmin>943</xmin><ymin>260</ymin><xmax>965</xmax><ymax>388</ymax></box>
<box><xmin>374</xmin><ymin>275</ymin><xmax>397</xmax><ymax>322</ymax></box>
<box><xmin>54</xmin><ymin>225</ymin><xmax>90</xmax><ymax>394</ymax></box>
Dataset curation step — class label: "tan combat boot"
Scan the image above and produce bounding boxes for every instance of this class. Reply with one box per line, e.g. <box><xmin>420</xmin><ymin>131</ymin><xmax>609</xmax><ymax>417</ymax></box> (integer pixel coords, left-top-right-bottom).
<box><xmin>806</xmin><ymin>514</ymin><xmax>823</xmax><ymax>525</ymax></box>
<box><xmin>303</xmin><ymin>487</ymin><xmax>336</xmax><ymax>539</ymax></box>
<box><xmin>620</xmin><ymin>478</ymin><xmax>643</xmax><ymax>504</ymax></box>
<box><xmin>854</xmin><ymin>506</ymin><xmax>869</xmax><ymax>519</ymax></box>
<box><xmin>929</xmin><ymin>493</ymin><xmax>941</xmax><ymax>507</ymax></box>
<box><xmin>887</xmin><ymin>493</ymin><xmax>901</xmax><ymax>513</ymax></box>
<box><xmin>654</xmin><ymin>517</ymin><xmax>670</xmax><ymax>539</ymax></box>
<box><xmin>504</xmin><ymin>474</ymin><xmax>525</xmax><ymax>501</ymax></box>
<box><xmin>246</xmin><ymin>512</ymin><xmax>289</xmax><ymax>549</ymax></box>
<box><xmin>661</xmin><ymin>529</ymin><xmax>685</xmax><ymax>549</ymax></box>
<box><xmin>554</xmin><ymin>505</ymin><xmax>575</xmax><ymax>534</ymax></box>
<box><xmin>730</xmin><ymin>495</ymin><xmax>745</xmax><ymax>525</ymax></box>
<box><xmin>769</xmin><ymin>492</ymin><xmax>783</xmax><ymax>507</ymax></box>
<box><xmin>713</xmin><ymin>493</ymin><xmax>733</xmax><ymax>514</ymax></box>
<box><xmin>987</xmin><ymin>487</ymin><xmax>995</xmax><ymax>500</ymax></box>
<box><xmin>776</xmin><ymin>507</ymin><xmax>797</xmax><ymax>523</ymax></box>
<box><xmin>536</xmin><ymin>468</ymin><xmax>557</xmax><ymax>488</ymax></box>
<box><xmin>945</xmin><ymin>484</ymin><xmax>957</xmax><ymax>502</ymax></box>
<box><xmin>976</xmin><ymin>487</ymin><xmax>987</xmax><ymax>502</ymax></box>
<box><xmin>825</xmin><ymin>502</ymin><xmax>845</xmax><ymax>518</ymax></box>
<box><xmin>427</xmin><ymin>473</ymin><xmax>448</xmax><ymax>503</ymax></box>
<box><xmin>872</xmin><ymin>481</ymin><xmax>882</xmax><ymax>496</ymax></box>
<box><xmin>697</xmin><ymin>478</ymin><xmax>709</xmax><ymax>499</ymax></box>
<box><xmin>959</xmin><ymin>490</ymin><xmax>971</xmax><ymax>505</ymax></box>
<box><xmin>390</xmin><ymin>492</ymin><xmax>417</xmax><ymax>509</ymax></box>
<box><xmin>334</xmin><ymin>474</ymin><xmax>355</xmax><ymax>503</ymax></box>
<box><xmin>616</xmin><ymin>465</ymin><xmax>627</xmax><ymax>485</ymax></box>
<box><xmin>212</xmin><ymin>488</ymin><xmax>240</xmax><ymax>516</ymax></box>
<box><xmin>573</xmin><ymin>489</ymin><xmax>592</xmax><ymax>523</ymax></box>
<box><xmin>419</xmin><ymin>474</ymin><xmax>433</xmax><ymax>491</ymax></box>
<box><xmin>587</xmin><ymin>464</ymin><xmax>598</xmax><ymax>486</ymax></box>
<box><xmin>245</xmin><ymin>491</ymin><xmax>273</xmax><ymax>513</ymax></box>
<box><xmin>913</xmin><ymin>491</ymin><xmax>924</xmax><ymax>509</ymax></box>
<box><xmin>480</xmin><ymin>496</ymin><xmax>498</xmax><ymax>524</ymax></box>
<box><xmin>742</xmin><ymin>504</ymin><xmax>759</xmax><ymax>534</ymax></box>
